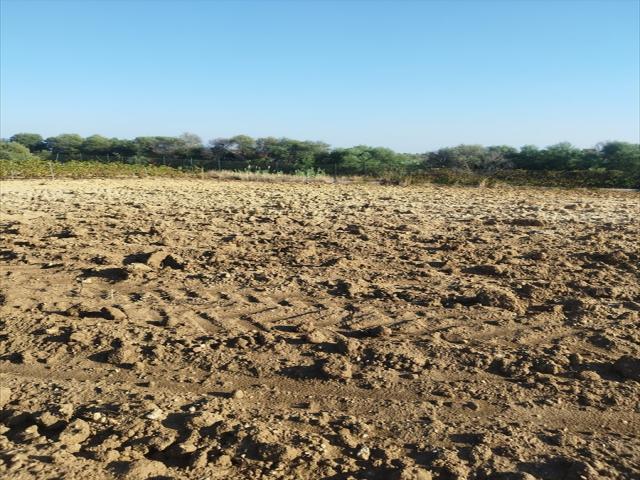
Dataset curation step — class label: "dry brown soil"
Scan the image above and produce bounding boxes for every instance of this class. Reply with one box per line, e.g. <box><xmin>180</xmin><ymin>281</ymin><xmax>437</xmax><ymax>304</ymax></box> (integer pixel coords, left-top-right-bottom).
<box><xmin>1</xmin><ymin>178</ymin><xmax>639</xmax><ymax>480</ymax></box>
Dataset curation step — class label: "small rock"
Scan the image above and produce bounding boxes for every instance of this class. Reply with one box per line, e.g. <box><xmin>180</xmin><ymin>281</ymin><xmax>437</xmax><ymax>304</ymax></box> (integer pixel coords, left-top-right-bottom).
<box><xmin>178</xmin><ymin>442</ymin><xmax>197</xmax><ymax>454</ymax></box>
<box><xmin>145</xmin><ymin>409</ymin><xmax>165</xmax><ymax>420</ymax></box>
<box><xmin>232</xmin><ymin>389</ymin><xmax>245</xmax><ymax>399</ymax></box>
<box><xmin>464</xmin><ymin>401</ymin><xmax>480</xmax><ymax>411</ymax></box>
<box><xmin>356</xmin><ymin>445</ymin><xmax>370</xmax><ymax>460</ymax></box>
<box><xmin>24</xmin><ymin>424</ymin><xmax>39</xmax><ymax>437</ymax></box>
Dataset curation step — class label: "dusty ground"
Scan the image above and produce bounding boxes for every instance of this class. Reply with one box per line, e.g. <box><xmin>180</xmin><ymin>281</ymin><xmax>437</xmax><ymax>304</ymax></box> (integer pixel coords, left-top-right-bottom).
<box><xmin>0</xmin><ymin>178</ymin><xmax>639</xmax><ymax>480</ymax></box>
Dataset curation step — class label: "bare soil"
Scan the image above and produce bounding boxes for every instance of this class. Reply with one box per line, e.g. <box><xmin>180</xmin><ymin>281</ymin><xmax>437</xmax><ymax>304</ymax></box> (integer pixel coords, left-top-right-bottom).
<box><xmin>0</xmin><ymin>178</ymin><xmax>639</xmax><ymax>480</ymax></box>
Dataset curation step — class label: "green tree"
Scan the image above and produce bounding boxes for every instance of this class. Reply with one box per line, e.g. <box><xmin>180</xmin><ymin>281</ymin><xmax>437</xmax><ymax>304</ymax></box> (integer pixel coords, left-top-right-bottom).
<box><xmin>228</xmin><ymin>135</ymin><xmax>257</xmax><ymax>161</ymax></box>
<box><xmin>483</xmin><ymin>145</ymin><xmax>517</xmax><ymax>171</ymax></box>
<box><xmin>576</xmin><ymin>148</ymin><xmax>601</xmax><ymax>169</ymax></box>
<box><xmin>254</xmin><ymin>137</ymin><xmax>330</xmax><ymax>172</ymax></box>
<box><xmin>426</xmin><ymin>145</ymin><xmax>486</xmax><ymax>170</ymax></box>
<box><xmin>512</xmin><ymin>145</ymin><xmax>542</xmax><ymax>170</ymax></box>
<box><xmin>208</xmin><ymin>137</ymin><xmax>233</xmax><ymax>168</ymax></box>
<box><xmin>600</xmin><ymin>141</ymin><xmax>640</xmax><ymax>173</ymax></box>
<box><xmin>133</xmin><ymin>137</ymin><xmax>157</xmax><ymax>157</ymax></box>
<box><xmin>134</xmin><ymin>136</ymin><xmax>185</xmax><ymax>160</ymax></box>
<box><xmin>44</xmin><ymin>134</ymin><xmax>84</xmax><ymax>159</ymax></box>
<box><xmin>81</xmin><ymin>135</ymin><xmax>112</xmax><ymax>158</ymax></box>
<box><xmin>9</xmin><ymin>133</ymin><xmax>44</xmax><ymax>151</ymax></box>
<box><xmin>0</xmin><ymin>141</ymin><xmax>35</xmax><ymax>161</ymax></box>
<box><xmin>207</xmin><ymin>135</ymin><xmax>258</xmax><ymax>165</ymax></box>
<box><xmin>110</xmin><ymin>138</ymin><xmax>137</xmax><ymax>159</ymax></box>
<box><xmin>332</xmin><ymin>146</ymin><xmax>410</xmax><ymax>175</ymax></box>
<box><xmin>176</xmin><ymin>132</ymin><xmax>204</xmax><ymax>159</ymax></box>
<box><xmin>154</xmin><ymin>137</ymin><xmax>186</xmax><ymax>161</ymax></box>
<box><xmin>541</xmin><ymin>142</ymin><xmax>584</xmax><ymax>170</ymax></box>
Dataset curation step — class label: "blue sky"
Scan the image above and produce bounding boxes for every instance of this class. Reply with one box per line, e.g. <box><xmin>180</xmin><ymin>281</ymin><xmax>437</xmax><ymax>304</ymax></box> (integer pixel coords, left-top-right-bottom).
<box><xmin>1</xmin><ymin>0</ymin><xmax>638</xmax><ymax>152</ymax></box>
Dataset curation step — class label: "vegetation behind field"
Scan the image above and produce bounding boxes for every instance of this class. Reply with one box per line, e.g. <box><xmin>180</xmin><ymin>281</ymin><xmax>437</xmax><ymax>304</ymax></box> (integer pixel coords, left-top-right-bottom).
<box><xmin>2</xmin><ymin>133</ymin><xmax>639</xmax><ymax>188</ymax></box>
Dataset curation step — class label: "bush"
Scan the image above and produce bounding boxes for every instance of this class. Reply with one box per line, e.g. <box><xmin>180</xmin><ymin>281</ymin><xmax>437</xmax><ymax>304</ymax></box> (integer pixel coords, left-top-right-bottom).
<box><xmin>0</xmin><ymin>141</ymin><xmax>35</xmax><ymax>161</ymax></box>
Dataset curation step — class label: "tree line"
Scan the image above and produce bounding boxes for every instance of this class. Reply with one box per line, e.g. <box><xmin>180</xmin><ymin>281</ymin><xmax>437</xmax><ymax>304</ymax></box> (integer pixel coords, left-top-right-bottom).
<box><xmin>4</xmin><ymin>132</ymin><xmax>639</xmax><ymax>176</ymax></box>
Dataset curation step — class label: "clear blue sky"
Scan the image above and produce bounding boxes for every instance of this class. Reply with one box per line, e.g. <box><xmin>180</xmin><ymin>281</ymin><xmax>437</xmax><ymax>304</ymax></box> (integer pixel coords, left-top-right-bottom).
<box><xmin>1</xmin><ymin>0</ymin><xmax>639</xmax><ymax>152</ymax></box>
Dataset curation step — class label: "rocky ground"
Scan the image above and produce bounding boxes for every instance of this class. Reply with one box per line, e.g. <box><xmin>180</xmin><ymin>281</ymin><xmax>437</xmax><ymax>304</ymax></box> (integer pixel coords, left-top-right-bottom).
<box><xmin>0</xmin><ymin>178</ymin><xmax>638</xmax><ymax>480</ymax></box>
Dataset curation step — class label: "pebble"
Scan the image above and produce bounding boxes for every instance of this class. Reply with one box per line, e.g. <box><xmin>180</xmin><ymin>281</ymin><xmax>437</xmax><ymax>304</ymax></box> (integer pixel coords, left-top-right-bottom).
<box><xmin>356</xmin><ymin>445</ymin><xmax>370</xmax><ymax>460</ymax></box>
<box><xmin>145</xmin><ymin>409</ymin><xmax>165</xmax><ymax>420</ymax></box>
<box><xmin>465</xmin><ymin>401</ymin><xmax>480</xmax><ymax>411</ymax></box>
<box><xmin>232</xmin><ymin>389</ymin><xmax>245</xmax><ymax>399</ymax></box>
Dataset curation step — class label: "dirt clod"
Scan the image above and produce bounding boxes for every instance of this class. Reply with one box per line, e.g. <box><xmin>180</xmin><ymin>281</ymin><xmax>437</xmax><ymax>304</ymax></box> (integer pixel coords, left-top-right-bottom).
<box><xmin>122</xmin><ymin>459</ymin><xmax>167</xmax><ymax>480</ymax></box>
<box><xmin>58</xmin><ymin>419</ymin><xmax>90</xmax><ymax>446</ymax></box>
<box><xmin>614</xmin><ymin>355</ymin><xmax>640</xmax><ymax>381</ymax></box>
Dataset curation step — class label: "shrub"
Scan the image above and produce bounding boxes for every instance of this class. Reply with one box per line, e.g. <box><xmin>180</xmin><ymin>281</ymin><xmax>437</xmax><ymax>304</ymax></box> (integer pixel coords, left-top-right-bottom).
<box><xmin>0</xmin><ymin>141</ymin><xmax>35</xmax><ymax>161</ymax></box>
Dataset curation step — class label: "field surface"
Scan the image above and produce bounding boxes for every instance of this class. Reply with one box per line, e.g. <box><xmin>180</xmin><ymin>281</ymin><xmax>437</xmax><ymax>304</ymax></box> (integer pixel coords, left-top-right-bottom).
<box><xmin>0</xmin><ymin>179</ymin><xmax>639</xmax><ymax>480</ymax></box>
